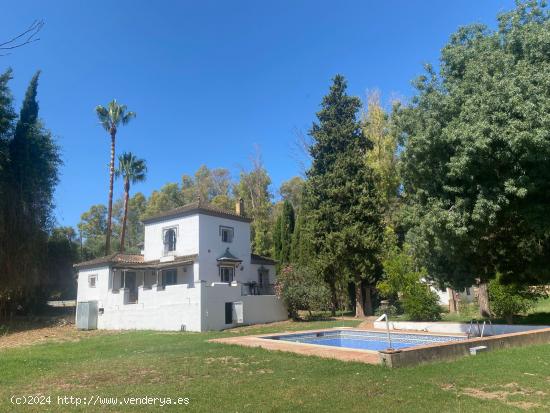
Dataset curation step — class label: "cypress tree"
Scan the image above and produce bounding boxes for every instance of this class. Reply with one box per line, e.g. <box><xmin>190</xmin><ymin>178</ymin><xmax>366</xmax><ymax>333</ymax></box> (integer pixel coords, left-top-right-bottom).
<box><xmin>304</xmin><ymin>75</ymin><xmax>384</xmax><ymax>316</ymax></box>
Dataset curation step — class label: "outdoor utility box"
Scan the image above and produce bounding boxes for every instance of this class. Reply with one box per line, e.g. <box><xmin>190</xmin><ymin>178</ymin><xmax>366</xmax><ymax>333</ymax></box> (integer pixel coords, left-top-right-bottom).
<box><xmin>233</xmin><ymin>301</ymin><xmax>244</xmax><ymax>324</ymax></box>
<box><xmin>76</xmin><ymin>301</ymin><xmax>98</xmax><ymax>330</ymax></box>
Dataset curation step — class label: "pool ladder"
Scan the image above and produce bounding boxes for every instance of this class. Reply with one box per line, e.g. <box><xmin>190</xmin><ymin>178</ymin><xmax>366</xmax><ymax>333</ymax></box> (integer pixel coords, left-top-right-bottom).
<box><xmin>375</xmin><ymin>313</ymin><xmax>394</xmax><ymax>350</ymax></box>
<box><xmin>467</xmin><ymin>319</ymin><xmax>495</xmax><ymax>338</ymax></box>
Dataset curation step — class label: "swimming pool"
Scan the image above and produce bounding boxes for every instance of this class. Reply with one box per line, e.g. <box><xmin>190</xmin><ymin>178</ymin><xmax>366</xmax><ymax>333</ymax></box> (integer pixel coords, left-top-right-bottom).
<box><xmin>263</xmin><ymin>329</ymin><xmax>467</xmax><ymax>351</ymax></box>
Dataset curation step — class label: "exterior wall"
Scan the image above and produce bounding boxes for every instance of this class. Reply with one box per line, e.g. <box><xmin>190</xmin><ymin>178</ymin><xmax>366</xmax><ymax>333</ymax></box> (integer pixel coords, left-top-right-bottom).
<box><xmin>98</xmin><ymin>283</ymin><xmax>202</xmax><ymax>331</ymax></box>
<box><xmin>197</xmin><ymin>214</ymin><xmax>251</xmax><ymax>283</ymax></box>
<box><xmin>76</xmin><ymin>266</ymin><xmax>110</xmax><ymax>305</ymax></box>
<box><xmin>143</xmin><ymin>214</ymin><xmax>199</xmax><ymax>261</ymax></box>
<box><xmin>202</xmin><ymin>283</ymin><xmax>287</xmax><ymax>331</ymax></box>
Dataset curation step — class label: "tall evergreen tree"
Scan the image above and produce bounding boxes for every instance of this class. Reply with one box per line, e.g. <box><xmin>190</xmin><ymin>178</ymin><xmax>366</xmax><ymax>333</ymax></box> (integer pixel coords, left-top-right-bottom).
<box><xmin>0</xmin><ymin>71</ymin><xmax>60</xmax><ymax>314</ymax></box>
<box><xmin>304</xmin><ymin>75</ymin><xmax>384</xmax><ymax>316</ymax></box>
<box><xmin>272</xmin><ymin>200</ymin><xmax>295</xmax><ymax>265</ymax></box>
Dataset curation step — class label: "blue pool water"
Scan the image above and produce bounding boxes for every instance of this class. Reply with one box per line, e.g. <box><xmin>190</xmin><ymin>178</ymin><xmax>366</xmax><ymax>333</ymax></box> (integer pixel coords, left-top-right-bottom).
<box><xmin>263</xmin><ymin>330</ymin><xmax>466</xmax><ymax>351</ymax></box>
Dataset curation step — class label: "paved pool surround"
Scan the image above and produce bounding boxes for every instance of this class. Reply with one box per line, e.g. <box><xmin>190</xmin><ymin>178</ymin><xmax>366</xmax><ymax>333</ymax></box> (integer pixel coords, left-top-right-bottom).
<box><xmin>210</xmin><ymin>326</ymin><xmax>550</xmax><ymax>367</ymax></box>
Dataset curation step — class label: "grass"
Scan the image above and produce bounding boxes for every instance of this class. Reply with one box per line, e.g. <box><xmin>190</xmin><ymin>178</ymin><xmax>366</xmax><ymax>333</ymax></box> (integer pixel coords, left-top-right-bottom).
<box><xmin>0</xmin><ymin>320</ymin><xmax>549</xmax><ymax>412</ymax></box>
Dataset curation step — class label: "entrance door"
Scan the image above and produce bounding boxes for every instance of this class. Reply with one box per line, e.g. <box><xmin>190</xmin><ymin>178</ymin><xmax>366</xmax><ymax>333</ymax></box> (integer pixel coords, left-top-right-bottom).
<box><xmin>125</xmin><ymin>272</ymin><xmax>138</xmax><ymax>303</ymax></box>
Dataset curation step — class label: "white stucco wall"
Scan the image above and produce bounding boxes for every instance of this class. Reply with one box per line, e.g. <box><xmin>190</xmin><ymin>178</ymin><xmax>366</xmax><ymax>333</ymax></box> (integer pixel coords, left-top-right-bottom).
<box><xmin>202</xmin><ymin>283</ymin><xmax>287</xmax><ymax>331</ymax></box>
<box><xmin>197</xmin><ymin>214</ymin><xmax>251</xmax><ymax>283</ymax></box>
<box><xmin>76</xmin><ymin>266</ymin><xmax>110</xmax><ymax>306</ymax></box>
<box><xmin>98</xmin><ymin>283</ymin><xmax>203</xmax><ymax>331</ymax></box>
<box><xmin>143</xmin><ymin>214</ymin><xmax>199</xmax><ymax>261</ymax></box>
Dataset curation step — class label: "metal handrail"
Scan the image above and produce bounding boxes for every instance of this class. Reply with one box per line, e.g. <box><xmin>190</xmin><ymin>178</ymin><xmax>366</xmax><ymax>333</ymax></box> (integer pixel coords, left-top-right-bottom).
<box><xmin>375</xmin><ymin>313</ymin><xmax>394</xmax><ymax>350</ymax></box>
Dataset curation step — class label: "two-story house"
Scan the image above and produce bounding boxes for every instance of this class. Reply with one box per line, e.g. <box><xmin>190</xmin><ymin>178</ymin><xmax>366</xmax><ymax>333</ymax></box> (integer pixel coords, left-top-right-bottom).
<box><xmin>75</xmin><ymin>199</ymin><xmax>287</xmax><ymax>331</ymax></box>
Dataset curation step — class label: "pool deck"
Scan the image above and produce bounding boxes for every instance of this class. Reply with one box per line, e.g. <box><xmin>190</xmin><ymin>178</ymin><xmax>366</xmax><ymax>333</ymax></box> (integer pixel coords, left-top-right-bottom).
<box><xmin>209</xmin><ymin>326</ymin><xmax>550</xmax><ymax>367</ymax></box>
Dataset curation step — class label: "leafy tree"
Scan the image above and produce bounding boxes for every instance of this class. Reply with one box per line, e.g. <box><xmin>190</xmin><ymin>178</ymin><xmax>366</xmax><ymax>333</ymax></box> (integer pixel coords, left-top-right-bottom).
<box><xmin>398</xmin><ymin>1</ymin><xmax>550</xmax><ymax>317</ymax></box>
<box><xmin>279</xmin><ymin>176</ymin><xmax>304</xmax><ymax>211</ymax></box>
<box><xmin>234</xmin><ymin>153</ymin><xmax>273</xmax><ymax>255</ymax></box>
<box><xmin>45</xmin><ymin>227</ymin><xmax>79</xmax><ymax>300</ymax></box>
<box><xmin>362</xmin><ymin>91</ymin><xmax>400</xmax><ymax>221</ymax></box>
<box><xmin>143</xmin><ymin>183</ymin><xmax>184</xmax><ymax>217</ymax></box>
<box><xmin>115</xmin><ymin>152</ymin><xmax>147</xmax><ymax>252</ymax></box>
<box><xmin>95</xmin><ymin>100</ymin><xmax>136</xmax><ymax>254</ymax></box>
<box><xmin>78</xmin><ymin>204</ymin><xmax>108</xmax><ymax>259</ymax></box>
<box><xmin>275</xmin><ymin>265</ymin><xmax>330</xmax><ymax>319</ymax></box>
<box><xmin>304</xmin><ymin>75</ymin><xmax>384</xmax><ymax>316</ymax></box>
<box><xmin>378</xmin><ymin>244</ymin><xmax>441</xmax><ymax>321</ymax></box>
<box><xmin>272</xmin><ymin>200</ymin><xmax>295</xmax><ymax>266</ymax></box>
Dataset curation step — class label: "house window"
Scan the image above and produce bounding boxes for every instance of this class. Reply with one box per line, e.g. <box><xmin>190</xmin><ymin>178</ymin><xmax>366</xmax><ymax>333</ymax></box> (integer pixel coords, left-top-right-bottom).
<box><xmin>163</xmin><ymin>269</ymin><xmax>178</xmax><ymax>286</ymax></box>
<box><xmin>220</xmin><ymin>266</ymin><xmax>234</xmax><ymax>283</ymax></box>
<box><xmin>465</xmin><ymin>287</ymin><xmax>471</xmax><ymax>296</ymax></box>
<box><xmin>163</xmin><ymin>227</ymin><xmax>177</xmax><ymax>254</ymax></box>
<box><xmin>88</xmin><ymin>274</ymin><xmax>97</xmax><ymax>288</ymax></box>
<box><xmin>220</xmin><ymin>226</ymin><xmax>234</xmax><ymax>243</ymax></box>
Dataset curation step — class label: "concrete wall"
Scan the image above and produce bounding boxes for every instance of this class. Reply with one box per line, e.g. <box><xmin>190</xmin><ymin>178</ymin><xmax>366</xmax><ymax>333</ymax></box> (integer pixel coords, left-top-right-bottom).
<box><xmin>373</xmin><ymin>320</ymin><xmax>549</xmax><ymax>336</ymax></box>
<box><xmin>379</xmin><ymin>327</ymin><xmax>550</xmax><ymax>368</ymax></box>
<box><xmin>143</xmin><ymin>214</ymin><xmax>199</xmax><ymax>261</ymax></box>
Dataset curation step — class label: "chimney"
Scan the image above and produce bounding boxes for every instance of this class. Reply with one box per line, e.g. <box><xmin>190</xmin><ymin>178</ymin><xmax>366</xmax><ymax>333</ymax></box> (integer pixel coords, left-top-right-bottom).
<box><xmin>235</xmin><ymin>198</ymin><xmax>245</xmax><ymax>216</ymax></box>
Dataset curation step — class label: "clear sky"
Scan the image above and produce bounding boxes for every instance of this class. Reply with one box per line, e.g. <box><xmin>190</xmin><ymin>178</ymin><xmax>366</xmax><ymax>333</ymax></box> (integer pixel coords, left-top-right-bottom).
<box><xmin>2</xmin><ymin>0</ymin><xmax>515</xmax><ymax>228</ymax></box>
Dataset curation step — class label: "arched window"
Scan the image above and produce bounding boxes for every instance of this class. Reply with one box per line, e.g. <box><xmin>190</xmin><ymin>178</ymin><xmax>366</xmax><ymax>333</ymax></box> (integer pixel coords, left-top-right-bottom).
<box><xmin>164</xmin><ymin>228</ymin><xmax>177</xmax><ymax>254</ymax></box>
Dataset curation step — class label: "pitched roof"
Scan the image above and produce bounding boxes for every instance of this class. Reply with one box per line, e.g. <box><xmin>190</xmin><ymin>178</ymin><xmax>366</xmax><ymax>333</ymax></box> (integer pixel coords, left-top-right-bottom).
<box><xmin>141</xmin><ymin>199</ymin><xmax>251</xmax><ymax>224</ymax></box>
<box><xmin>250</xmin><ymin>253</ymin><xmax>277</xmax><ymax>265</ymax></box>
<box><xmin>74</xmin><ymin>253</ymin><xmax>197</xmax><ymax>270</ymax></box>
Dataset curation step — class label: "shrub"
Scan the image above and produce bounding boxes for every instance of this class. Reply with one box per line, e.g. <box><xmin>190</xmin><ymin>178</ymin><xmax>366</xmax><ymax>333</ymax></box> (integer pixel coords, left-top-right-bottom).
<box><xmin>402</xmin><ymin>283</ymin><xmax>442</xmax><ymax>321</ymax></box>
<box><xmin>488</xmin><ymin>278</ymin><xmax>547</xmax><ymax>324</ymax></box>
<box><xmin>275</xmin><ymin>265</ymin><xmax>330</xmax><ymax>319</ymax></box>
<box><xmin>378</xmin><ymin>244</ymin><xmax>441</xmax><ymax>321</ymax></box>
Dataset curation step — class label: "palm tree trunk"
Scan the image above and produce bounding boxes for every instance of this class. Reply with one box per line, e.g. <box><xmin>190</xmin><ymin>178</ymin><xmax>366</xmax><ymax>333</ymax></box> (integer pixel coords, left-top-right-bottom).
<box><xmin>120</xmin><ymin>179</ymin><xmax>130</xmax><ymax>252</ymax></box>
<box><xmin>105</xmin><ymin>131</ymin><xmax>116</xmax><ymax>254</ymax></box>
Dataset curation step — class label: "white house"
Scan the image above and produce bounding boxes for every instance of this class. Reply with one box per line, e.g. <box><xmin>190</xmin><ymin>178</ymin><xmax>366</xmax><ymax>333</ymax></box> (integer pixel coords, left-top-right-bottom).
<box><xmin>75</xmin><ymin>199</ymin><xmax>287</xmax><ymax>331</ymax></box>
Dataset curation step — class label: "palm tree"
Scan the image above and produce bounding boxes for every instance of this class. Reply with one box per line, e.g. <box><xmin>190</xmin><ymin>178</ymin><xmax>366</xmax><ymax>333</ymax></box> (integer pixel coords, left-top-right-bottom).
<box><xmin>95</xmin><ymin>100</ymin><xmax>136</xmax><ymax>254</ymax></box>
<box><xmin>115</xmin><ymin>152</ymin><xmax>147</xmax><ymax>252</ymax></box>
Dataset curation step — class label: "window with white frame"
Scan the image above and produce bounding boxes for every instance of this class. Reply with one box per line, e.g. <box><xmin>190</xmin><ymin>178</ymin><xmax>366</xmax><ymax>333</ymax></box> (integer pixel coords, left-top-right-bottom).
<box><xmin>219</xmin><ymin>226</ymin><xmax>234</xmax><ymax>243</ymax></box>
<box><xmin>88</xmin><ymin>274</ymin><xmax>97</xmax><ymax>288</ymax></box>
<box><xmin>163</xmin><ymin>227</ymin><xmax>177</xmax><ymax>254</ymax></box>
<box><xmin>219</xmin><ymin>266</ymin><xmax>235</xmax><ymax>283</ymax></box>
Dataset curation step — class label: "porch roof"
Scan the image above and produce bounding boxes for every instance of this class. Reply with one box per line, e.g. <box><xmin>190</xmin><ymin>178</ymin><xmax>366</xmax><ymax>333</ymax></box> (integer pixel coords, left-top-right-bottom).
<box><xmin>74</xmin><ymin>253</ymin><xmax>197</xmax><ymax>270</ymax></box>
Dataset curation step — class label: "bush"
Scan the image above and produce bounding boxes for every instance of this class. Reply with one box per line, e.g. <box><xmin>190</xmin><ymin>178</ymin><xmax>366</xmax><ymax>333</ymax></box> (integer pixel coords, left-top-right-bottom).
<box><xmin>488</xmin><ymin>278</ymin><xmax>547</xmax><ymax>324</ymax></box>
<box><xmin>378</xmin><ymin>244</ymin><xmax>441</xmax><ymax>321</ymax></box>
<box><xmin>402</xmin><ymin>283</ymin><xmax>442</xmax><ymax>321</ymax></box>
<box><xmin>275</xmin><ymin>265</ymin><xmax>330</xmax><ymax>319</ymax></box>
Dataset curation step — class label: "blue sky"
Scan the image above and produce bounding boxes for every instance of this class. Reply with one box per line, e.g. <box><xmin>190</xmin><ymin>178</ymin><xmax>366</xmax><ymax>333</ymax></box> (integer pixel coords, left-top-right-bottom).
<box><xmin>2</xmin><ymin>0</ymin><xmax>515</xmax><ymax>228</ymax></box>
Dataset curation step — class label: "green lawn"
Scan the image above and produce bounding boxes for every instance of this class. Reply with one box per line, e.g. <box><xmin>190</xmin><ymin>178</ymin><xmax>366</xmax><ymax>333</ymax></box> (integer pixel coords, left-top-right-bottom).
<box><xmin>0</xmin><ymin>320</ymin><xmax>549</xmax><ymax>412</ymax></box>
